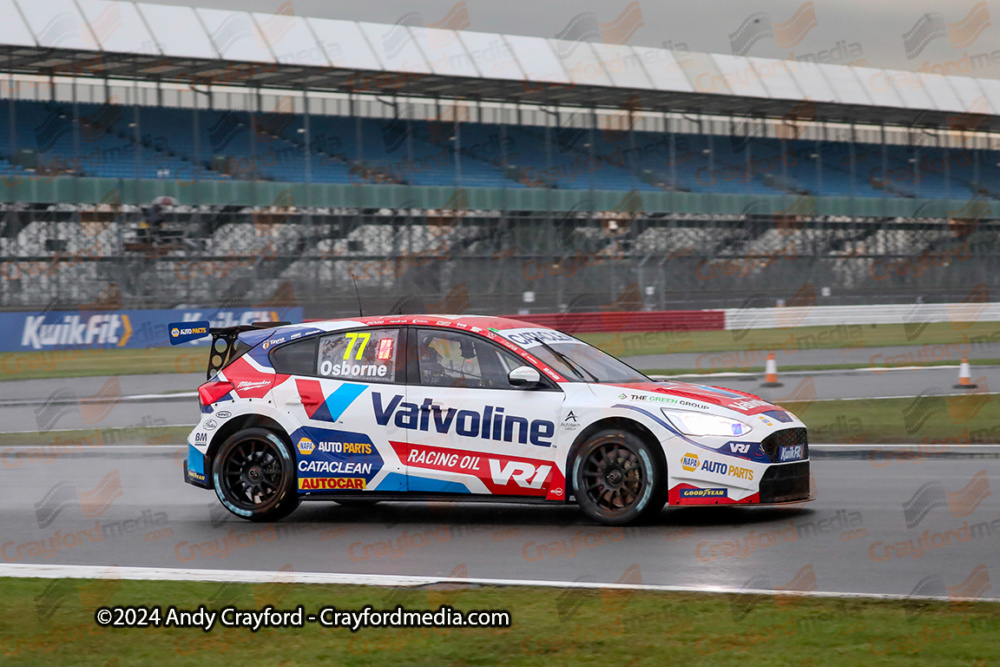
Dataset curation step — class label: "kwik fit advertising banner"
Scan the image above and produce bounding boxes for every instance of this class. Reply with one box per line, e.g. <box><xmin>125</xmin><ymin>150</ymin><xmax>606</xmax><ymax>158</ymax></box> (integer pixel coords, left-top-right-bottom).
<box><xmin>5</xmin><ymin>307</ymin><xmax>303</xmax><ymax>352</ymax></box>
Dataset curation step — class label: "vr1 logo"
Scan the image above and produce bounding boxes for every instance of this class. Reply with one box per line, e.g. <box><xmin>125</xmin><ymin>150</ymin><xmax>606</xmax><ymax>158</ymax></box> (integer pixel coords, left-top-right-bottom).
<box><xmin>490</xmin><ymin>460</ymin><xmax>551</xmax><ymax>490</ymax></box>
<box><xmin>719</xmin><ymin>441</ymin><xmax>770</xmax><ymax>463</ymax></box>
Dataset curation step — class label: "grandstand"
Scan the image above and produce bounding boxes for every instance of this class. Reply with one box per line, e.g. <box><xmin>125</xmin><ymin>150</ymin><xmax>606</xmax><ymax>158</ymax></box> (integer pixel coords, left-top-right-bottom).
<box><xmin>0</xmin><ymin>0</ymin><xmax>998</xmax><ymax>314</ymax></box>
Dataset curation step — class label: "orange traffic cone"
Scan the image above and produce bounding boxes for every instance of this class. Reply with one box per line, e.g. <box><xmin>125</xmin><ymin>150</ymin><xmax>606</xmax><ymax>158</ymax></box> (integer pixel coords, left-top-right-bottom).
<box><xmin>762</xmin><ymin>352</ymin><xmax>783</xmax><ymax>387</ymax></box>
<box><xmin>954</xmin><ymin>357</ymin><xmax>978</xmax><ymax>389</ymax></box>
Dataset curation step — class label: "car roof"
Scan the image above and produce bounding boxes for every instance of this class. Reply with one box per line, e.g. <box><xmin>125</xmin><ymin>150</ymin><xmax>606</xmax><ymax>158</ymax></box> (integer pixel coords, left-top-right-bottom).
<box><xmin>257</xmin><ymin>314</ymin><xmax>569</xmax><ymax>383</ymax></box>
<box><xmin>295</xmin><ymin>314</ymin><xmax>551</xmax><ymax>334</ymax></box>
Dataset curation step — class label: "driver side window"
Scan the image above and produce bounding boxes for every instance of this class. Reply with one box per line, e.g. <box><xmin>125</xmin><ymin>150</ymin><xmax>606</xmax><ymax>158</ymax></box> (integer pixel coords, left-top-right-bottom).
<box><xmin>415</xmin><ymin>329</ymin><xmax>530</xmax><ymax>390</ymax></box>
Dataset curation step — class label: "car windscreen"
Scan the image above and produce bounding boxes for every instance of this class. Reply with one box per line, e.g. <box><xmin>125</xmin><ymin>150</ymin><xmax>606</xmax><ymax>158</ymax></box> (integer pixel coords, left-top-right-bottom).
<box><xmin>499</xmin><ymin>329</ymin><xmax>649</xmax><ymax>383</ymax></box>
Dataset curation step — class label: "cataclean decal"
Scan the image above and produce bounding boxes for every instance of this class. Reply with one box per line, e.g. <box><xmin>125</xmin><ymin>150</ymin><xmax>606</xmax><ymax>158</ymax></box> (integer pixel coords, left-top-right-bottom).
<box><xmin>372</xmin><ymin>392</ymin><xmax>554</xmax><ymax>447</ymax></box>
<box><xmin>298</xmin><ymin>460</ymin><xmax>373</xmax><ymax>475</ymax></box>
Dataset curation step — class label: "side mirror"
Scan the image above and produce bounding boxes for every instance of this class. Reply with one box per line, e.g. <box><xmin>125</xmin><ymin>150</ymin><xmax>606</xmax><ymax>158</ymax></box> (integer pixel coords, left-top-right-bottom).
<box><xmin>508</xmin><ymin>365</ymin><xmax>541</xmax><ymax>388</ymax></box>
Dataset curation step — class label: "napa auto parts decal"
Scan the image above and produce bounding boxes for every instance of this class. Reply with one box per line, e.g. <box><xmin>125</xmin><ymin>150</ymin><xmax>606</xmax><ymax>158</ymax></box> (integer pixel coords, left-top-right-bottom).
<box><xmin>5</xmin><ymin>307</ymin><xmax>303</xmax><ymax>351</ymax></box>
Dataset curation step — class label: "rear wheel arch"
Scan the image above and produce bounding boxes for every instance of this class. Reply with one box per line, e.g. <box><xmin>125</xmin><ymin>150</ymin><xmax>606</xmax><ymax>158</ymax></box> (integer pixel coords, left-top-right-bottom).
<box><xmin>565</xmin><ymin>417</ymin><xmax>665</xmax><ymax>498</ymax></box>
<box><xmin>207</xmin><ymin>414</ymin><xmax>293</xmax><ymax>471</ymax></box>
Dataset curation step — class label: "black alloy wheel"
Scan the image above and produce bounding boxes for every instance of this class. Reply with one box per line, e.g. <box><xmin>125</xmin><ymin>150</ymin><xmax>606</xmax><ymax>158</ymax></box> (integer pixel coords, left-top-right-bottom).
<box><xmin>213</xmin><ymin>428</ymin><xmax>299</xmax><ymax>522</ymax></box>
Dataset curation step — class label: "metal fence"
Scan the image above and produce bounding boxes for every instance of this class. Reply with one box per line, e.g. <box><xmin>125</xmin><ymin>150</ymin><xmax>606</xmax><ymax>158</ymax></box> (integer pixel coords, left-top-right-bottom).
<box><xmin>2</xmin><ymin>205</ymin><xmax>996</xmax><ymax>316</ymax></box>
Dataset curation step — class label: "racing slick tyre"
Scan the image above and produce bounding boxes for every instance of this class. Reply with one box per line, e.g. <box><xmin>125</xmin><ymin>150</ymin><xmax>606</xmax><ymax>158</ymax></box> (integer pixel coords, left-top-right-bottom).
<box><xmin>213</xmin><ymin>428</ymin><xmax>300</xmax><ymax>522</ymax></box>
<box><xmin>572</xmin><ymin>428</ymin><xmax>667</xmax><ymax>525</ymax></box>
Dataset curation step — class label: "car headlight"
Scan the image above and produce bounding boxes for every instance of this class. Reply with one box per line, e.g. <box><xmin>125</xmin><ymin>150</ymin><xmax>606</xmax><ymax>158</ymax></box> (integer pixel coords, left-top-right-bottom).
<box><xmin>661</xmin><ymin>409</ymin><xmax>753</xmax><ymax>437</ymax></box>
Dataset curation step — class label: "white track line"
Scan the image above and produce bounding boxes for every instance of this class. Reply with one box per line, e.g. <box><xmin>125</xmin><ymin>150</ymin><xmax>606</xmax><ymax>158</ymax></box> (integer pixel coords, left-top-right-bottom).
<box><xmin>0</xmin><ymin>392</ymin><xmax>197</xmax><ymax>407</ymax></box>
<box><xmin>0</xmin><ymin>563</ymin><xmax>995</xmax><ymax>603</ymax></box>
<box><xmin>652</xmin><ymin>365</ymin><xmax>975</xmax><ymax>379</ymax></box>
<box><xmin>0</xmin><ymin>423</ymin><xmax>194</xmax><ymax>436</ymax></box>
<box><xmin>776</xmin><ymin>393</ymin><xmax>996</xmax><ymax>402</ymax></box>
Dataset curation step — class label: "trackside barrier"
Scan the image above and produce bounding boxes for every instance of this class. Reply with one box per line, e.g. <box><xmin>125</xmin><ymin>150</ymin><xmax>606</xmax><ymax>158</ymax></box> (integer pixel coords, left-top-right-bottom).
<box><xmin>0</xmin><ymin>307</ymin><xmax>303</xmax><ymax>352</ymax></box>
<box><xmin>517</xmin><ymin>310</ymin><xmax>726</xmax><ymax>334</ymax></box>
<box><xmin>724</xmin><ymin>303</ymin><xmax>1000</xmax><ymax>331</ymax></box>
<box><xmin>516</xmin><ymin>302</ymin><xmax>999</xmax><ymax>335</ymax></box>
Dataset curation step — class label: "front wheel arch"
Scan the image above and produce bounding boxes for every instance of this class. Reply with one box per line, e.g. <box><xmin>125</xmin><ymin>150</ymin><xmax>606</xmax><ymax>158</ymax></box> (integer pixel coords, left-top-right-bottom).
<box><xmin>565</xmin><ymin>417</ymin><xmax>665</xmax><ymax>499</ymax></box>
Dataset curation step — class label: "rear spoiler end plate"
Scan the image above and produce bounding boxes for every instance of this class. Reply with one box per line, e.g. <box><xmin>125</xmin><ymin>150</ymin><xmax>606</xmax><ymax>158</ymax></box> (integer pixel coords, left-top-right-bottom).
<box><xmin>168</xmin><ymin>320</ymin><xmax>291</xmax><ymax>379</ymax></box>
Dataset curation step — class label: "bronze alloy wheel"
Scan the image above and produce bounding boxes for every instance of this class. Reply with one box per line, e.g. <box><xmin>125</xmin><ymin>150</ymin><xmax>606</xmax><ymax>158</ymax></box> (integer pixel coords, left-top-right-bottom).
<box><xmin>573</xmin><ymin>429</ymin><xmax>667</xmax><ymax>525</ymax></box>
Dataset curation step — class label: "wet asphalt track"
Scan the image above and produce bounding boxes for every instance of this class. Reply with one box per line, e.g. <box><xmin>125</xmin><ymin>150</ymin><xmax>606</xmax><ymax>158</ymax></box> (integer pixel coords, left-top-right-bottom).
<box><xmin>1</xmin><ymin>446</ymin><xmax>998</xmax><ymax>599</ymax></box>
<box><xmin>3</xmin><ymin>362</ymin><xmax>997</xmax><ymax>433</ymax></box>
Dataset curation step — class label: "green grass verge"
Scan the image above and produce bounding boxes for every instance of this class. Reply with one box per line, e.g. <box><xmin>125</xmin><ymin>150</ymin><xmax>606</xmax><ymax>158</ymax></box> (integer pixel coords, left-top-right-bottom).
<box><xmin>0</xmin><ymin>347</ymin><xmax>205</xmax><ymax>381</ymax></box>
<box><xmin>578</xmin><ymin>321</ymin><xmax>1000</xmax><ymax>358</ymax></box>
<box><xmin>780</xmin><ymin>394</ymin><xmax>999</xmax><ymax>445</ymax></box>
<box><xmin>0</xmin><ymin>426</ymin><xmax>190</xmax><ymax>447</ymax></box>
<box><xmin>1</xmin><ymin>578</ymin><xmax>997</xmax><ymax>666</ymax></box>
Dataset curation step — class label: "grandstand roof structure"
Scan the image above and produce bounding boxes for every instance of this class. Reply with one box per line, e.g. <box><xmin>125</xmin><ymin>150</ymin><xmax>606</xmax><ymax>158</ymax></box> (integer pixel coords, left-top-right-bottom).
<box><xmin>3</xmin><ymin>0</ymin><xmax>1000</xmax><ymax>132</ymax></box>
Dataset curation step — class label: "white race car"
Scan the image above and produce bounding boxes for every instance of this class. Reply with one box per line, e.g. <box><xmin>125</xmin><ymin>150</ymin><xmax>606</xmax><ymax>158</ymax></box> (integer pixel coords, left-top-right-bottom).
<box><xmin>173</xmin><ymin>315</ymin><xmax>812</xmax><ymax>525</ymax></box>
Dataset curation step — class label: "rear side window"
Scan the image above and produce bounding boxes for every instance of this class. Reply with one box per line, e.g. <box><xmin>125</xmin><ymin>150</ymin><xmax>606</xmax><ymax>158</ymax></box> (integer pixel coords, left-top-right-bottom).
<box><xmin>269</xmin><ymin>337</ymin><xmax>318</xmax><ymax>376</ymax></box>
<box><xmin>317</xmin><ymin>328</ymin><xmax>402</xmax><ymax>384</ymax></box>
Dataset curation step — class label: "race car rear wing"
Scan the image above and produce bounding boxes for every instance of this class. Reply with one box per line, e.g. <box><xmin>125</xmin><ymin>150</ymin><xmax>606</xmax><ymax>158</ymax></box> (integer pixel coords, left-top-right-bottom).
<box><xmin>168</xmin><ymin>320</ymin><xmax>290</xmax><ymax>379</ymax></box>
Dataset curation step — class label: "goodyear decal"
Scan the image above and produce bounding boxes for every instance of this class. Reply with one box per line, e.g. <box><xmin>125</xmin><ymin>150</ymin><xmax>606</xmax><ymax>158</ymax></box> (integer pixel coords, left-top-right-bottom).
<box><xmin>679</xmin><ymin>488</ymin><xmax>727</xmax><ymax>499</ymax></box>
<box><xmin>186</xmin><ymin>444</ymin><xmax>206</xmax><ymax>483</ymax></box>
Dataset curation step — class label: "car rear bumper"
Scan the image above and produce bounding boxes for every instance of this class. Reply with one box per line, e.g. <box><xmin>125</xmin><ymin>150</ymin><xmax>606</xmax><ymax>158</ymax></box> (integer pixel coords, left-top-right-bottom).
<box><xmin>184</xmin><ymin>444</ymin><xmax>212</xmax><ymax>489</ymax></box>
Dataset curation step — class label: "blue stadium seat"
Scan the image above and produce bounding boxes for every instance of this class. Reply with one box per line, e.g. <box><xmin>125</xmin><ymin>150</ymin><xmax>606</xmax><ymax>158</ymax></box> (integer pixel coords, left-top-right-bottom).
<box><xmin>0</xmin><ymin>100</ymin><xmax>991</xmax><ymax>199</ymax></box>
